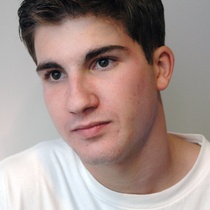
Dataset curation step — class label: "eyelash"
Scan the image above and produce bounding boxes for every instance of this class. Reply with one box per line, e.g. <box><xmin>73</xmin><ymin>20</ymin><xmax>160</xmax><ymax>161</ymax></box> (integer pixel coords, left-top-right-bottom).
<box><xmin>44</xmin><ymin>71</ymin><xmax>52</xmax><ymax>80</ymax></box>
<box><xmin>41</xmin><ymin>56</ymin><xmax>118</xmax><ymax>81</ymax></box>
<box><xmin>91</xmin><ymin>56</ymin><xmax>118</xmax><ymax>70</ymax></box>
<box><xmin>43</xmin><ymin>70</ymin><xmax>65</xmax><ymax>81</ymax></box>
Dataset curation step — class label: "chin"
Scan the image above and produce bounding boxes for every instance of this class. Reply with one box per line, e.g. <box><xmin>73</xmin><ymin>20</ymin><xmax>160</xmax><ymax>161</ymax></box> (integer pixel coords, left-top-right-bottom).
<box><xmin>77</xmin><ymin>147</ymin><xmax>126</xmax><ymax>166</ymax></box>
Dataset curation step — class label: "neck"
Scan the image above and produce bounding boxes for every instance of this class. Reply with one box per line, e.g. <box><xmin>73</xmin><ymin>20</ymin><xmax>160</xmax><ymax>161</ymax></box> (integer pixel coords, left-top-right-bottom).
<box><xmin>84</xmin><ymin>133</ymin><xmax>173</xmax><ymax>194</ymax></box>
<box><xmin>83</xmin><ymin>102</ymin><xmax>175</xmax><ymax>194</ymax></box>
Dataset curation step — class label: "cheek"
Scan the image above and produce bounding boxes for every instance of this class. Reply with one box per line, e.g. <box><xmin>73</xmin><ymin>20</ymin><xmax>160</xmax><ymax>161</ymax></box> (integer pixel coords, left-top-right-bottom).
<box><xmin>112</xmin><ymin>69</ymin><xmax>157</xmax><ymax>124</ymax></box>
<box><xmin>111</xmin><ymin>71</ymin><xmax>151</xmax><ymax>108</ymax></box>
<box><xmin>43</xmin><ymin>86</ymin><xmax>66</xmax><ymax>127</ymax></box>
<box><xmin>43</xmin><ymin>88</ymin><xmax>55</xmax><ymax>113</ymax></box>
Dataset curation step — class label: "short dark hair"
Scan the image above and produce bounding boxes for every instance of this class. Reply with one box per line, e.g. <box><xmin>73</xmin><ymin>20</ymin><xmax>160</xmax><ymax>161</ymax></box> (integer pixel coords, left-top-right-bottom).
<box><xmin>18</xmin><ymin>0</ymin><xmax>165</xmax><ymax>64</ymax></box>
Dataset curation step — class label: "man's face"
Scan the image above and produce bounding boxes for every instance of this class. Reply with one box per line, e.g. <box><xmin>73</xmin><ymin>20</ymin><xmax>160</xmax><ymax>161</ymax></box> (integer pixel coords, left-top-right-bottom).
<box><xmin>34</xmin><ymin>16</ymin><xmax>159</xmax><ymax>165</ymax></box>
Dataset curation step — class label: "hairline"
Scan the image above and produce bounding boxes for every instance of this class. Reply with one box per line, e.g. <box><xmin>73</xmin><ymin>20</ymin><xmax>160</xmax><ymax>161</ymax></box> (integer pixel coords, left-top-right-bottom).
<box><xmin>32</xmin><ymin>14</ymin><xmax>149</xmax><ymax>64</ymax></box>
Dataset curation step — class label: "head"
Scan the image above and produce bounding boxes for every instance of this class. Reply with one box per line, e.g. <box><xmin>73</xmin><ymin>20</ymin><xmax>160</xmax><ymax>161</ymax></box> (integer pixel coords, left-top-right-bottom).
<box><xmin>18</xmin><ymin>0</ymin><xmax>174</xmax><ymax>166</ymax></box>
<box><xmin>18</xmin><ymin>0</ymin><xmax>165</xmax><ymax>64</ymax></box>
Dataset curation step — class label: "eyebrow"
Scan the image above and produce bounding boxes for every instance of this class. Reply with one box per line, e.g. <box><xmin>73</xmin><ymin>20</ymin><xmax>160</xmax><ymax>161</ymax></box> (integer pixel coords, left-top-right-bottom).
<box><xmin>36</xmin><ymin>45</ymin><xmax>128</xmax><ymax>72</ymax></box>
<box><xmin>36</xmin><ymin>62</ymin><xmax>64</xmax><ymax>72</ymax></box>
<box><xmin>85</xmin><ymin>45</ymin><xmax>128</xmax><ymax>62</ymax></box>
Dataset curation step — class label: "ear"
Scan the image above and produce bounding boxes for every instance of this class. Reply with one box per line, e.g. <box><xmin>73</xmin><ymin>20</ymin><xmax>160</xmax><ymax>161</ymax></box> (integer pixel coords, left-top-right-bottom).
<box><xmin>153</xmin><ymin>46</ymin><xmax>174</xmax><ymax>91</ymax></box>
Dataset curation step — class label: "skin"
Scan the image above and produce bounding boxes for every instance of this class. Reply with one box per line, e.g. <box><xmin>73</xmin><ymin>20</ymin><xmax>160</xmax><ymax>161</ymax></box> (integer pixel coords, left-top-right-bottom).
<box><xmin>34</xmin><ymin>15</ymin><xmax>200</xmax><ymax>194</ymax></box>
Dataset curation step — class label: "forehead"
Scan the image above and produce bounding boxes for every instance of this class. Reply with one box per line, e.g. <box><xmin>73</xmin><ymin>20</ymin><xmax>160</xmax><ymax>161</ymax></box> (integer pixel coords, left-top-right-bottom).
<box><xmin>34</xmin><ymin>16</ymin><xmax>125</xmax><ymax>44</ymax></box>
<box><xmin>34</xmin><ymin>15</ymin><xmax>140</xmax><ymax>64</ymax></box>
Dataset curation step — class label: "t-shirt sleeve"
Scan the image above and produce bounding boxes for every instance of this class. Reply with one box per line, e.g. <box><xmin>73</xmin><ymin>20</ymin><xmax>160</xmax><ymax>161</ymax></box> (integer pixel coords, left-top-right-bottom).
<box><xmin>0</xmin><ymin>168</ymin><xmax>8</xmax><ymax>210</ymax></box>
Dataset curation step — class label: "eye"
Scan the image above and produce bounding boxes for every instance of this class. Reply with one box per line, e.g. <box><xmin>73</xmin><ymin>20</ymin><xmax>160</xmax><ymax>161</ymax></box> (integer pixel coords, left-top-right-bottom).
<box><xmin>50</xmin><ymin>70</ymin><xmax>62</xmax><ymax>80</ymax></box>
<box><xmin>98</xmin><ymin>58</ymin><xmax>110</xmax><ymax>68</ymax></box>
<box><xmin>93</xmin><ymin>57</ymin><xmax>116</xmax><ymax>71</ymax></box>
<box><xmin>44</xmin><ymin>70</ymin><xmax>65</xmax><ymax>81</ymax></box>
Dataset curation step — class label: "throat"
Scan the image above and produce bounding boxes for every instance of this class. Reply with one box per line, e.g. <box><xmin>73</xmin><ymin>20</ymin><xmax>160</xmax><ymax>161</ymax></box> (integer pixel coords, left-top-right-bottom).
<box><xmin>83</xmin><ymin>142</ymin><xmax>173</xmax><ymax>194</ymax></box>
<box><xmin>83</xmin><ymin>134</ymin><xmax>200</xmax><ymax>194</ymax></box>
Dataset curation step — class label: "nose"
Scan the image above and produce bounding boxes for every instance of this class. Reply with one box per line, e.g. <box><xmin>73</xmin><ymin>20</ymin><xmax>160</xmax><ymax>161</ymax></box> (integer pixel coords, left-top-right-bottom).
<box><xmin>66</xmin><ymin>75</ymin><xmax>99</xmax><ymax>115</ymax></box>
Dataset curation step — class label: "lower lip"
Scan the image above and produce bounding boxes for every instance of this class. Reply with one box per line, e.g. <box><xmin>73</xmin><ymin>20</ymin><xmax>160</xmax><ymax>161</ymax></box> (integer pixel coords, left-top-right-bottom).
<box><xmin>73</xmin><ymin>123</ymin><xmax>110</xmax><ymax>139</ymax></box>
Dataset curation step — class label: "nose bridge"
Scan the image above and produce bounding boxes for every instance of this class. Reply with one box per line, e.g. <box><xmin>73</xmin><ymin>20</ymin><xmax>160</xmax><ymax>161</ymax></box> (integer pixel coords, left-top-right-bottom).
<box><xmin>69</xmin><ymin>73</ymin><xmax>84</xmax><ymax>95</ymax></box>
<box><xmin>66</xmin><ymin>73</ymin><xmax>98</xmax><ymax>114</ymax></box>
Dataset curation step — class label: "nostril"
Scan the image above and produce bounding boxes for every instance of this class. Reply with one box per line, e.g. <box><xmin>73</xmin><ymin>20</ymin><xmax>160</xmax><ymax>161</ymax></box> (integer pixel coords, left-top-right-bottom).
<box><xmin>83</xmin><ymin>106</ymin><xmax>97</xmax><ymax>114</ymax></box>
<box><xmin>67</xmin><ymin>92</ymin><xmax>99</xmax><ymax>115</ymax></box>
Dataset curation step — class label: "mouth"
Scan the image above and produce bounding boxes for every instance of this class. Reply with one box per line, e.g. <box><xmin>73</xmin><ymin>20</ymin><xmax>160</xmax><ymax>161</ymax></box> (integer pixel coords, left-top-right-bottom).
<box><xmin>72</xmin><ymin>121</ymin><xmax>110</xmax><ymax>139</ymax></box>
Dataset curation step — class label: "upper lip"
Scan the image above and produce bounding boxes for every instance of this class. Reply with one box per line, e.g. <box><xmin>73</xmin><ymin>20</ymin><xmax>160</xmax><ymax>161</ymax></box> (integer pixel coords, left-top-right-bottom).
<box><xmin>72</xmin><ymin>121</ymin><xmax>110</xmax><ymax>131</ymax></box>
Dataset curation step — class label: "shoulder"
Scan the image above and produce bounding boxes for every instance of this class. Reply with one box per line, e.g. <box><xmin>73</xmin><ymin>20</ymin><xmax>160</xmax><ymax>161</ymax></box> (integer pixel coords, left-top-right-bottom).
<box><xmin>165</xmin><ymin>133</ymin><xmax>210</xmax><ymax>206</ymax></box>
<box><xmin>169</xmin><ymin>132</ymin><xmax>209</xmax><ymax>145</ymax></box>
<box><xmin>0</xmin><ymin>140</ymin><xmax>84</xmax><ymax>209</ymax></box>
<box><xmin>169</xmin><ymin>132</ymin><xmax>210</xmax><ymax>182</ymax></box>
<box><xmin>0</xmin><ymin>139</ymin><xmax>76</xmax><ymax>177</ymax></box>
<box><xmin>169</xmin><ymin>132</ymin><xmax>210</xmax><ymax>163</ymax></box>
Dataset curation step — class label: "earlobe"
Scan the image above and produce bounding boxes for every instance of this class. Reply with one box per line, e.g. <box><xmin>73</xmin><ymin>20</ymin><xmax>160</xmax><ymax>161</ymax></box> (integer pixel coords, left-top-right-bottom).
<box><xmin>153</xmin><ymin>46</ymin><xmax>174</xmax><ymax>91</ymax></box>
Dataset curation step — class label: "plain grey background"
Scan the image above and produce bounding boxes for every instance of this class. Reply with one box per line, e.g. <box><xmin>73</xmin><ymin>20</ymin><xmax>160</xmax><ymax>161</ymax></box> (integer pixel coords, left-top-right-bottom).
<box><xmin>0</xmin><ymin>0</ymin><xmax>210</xmax><ymax>160</ymax></box>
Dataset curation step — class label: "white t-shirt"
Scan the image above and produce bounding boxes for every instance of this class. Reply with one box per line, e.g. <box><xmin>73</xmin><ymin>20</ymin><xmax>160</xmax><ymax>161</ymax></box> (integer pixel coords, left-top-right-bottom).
<box><xmin>1</xmin><ymin>133</ymin><xmax>210</xmax><ymax>210</ymax></box>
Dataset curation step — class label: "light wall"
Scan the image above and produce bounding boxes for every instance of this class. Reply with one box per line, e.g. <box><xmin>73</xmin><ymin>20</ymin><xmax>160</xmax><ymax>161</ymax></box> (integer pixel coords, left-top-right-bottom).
<box><xmin>0</xmin><ymin>0</ymin><xmax>209</xmax><ymax>160</ymax></box>
<box><xmin>162</xmin><ymin>0</ymin><xmax>210</xmax><ymax>137</ymax></box>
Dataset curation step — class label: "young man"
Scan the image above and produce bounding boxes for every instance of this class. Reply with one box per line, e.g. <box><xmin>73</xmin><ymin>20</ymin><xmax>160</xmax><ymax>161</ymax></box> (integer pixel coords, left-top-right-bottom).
<box><xmin>1</xmin><ymin>0</ymin><xmax>210</xmax><ymax>209</ymax></box>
